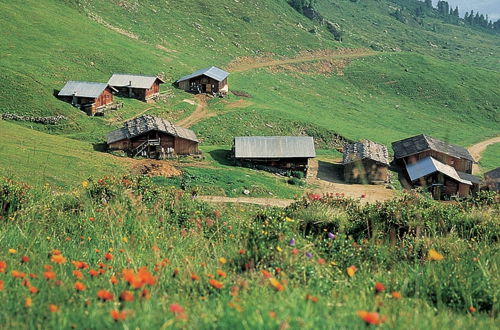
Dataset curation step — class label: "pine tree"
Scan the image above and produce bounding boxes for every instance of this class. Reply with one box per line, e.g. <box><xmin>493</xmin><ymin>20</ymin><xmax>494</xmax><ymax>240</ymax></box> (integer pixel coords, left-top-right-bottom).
<box><xmin>424</xmin><ymin>0</ymin><xmax>432</xmax><ymax>9</ymax></box>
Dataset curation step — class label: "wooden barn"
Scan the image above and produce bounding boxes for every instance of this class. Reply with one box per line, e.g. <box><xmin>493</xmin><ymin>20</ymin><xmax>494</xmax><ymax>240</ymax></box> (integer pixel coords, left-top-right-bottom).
<box><xmin>484</xmin><ymin>167</ymin><xmax>500</xmax><ymax>192</ymax></box>
<box><xmin>176</xmin><ymin>67</ymin><xmax>229</xmax><ymax>96</ymax></box>
<box><xmin>108</xmin><ymin>74</ymin><xmax>165</xmax><ymax>102</ymax></box>
<box><xmin>58</xmin><ymin>81</ymin><xmax>117</xmax><ymax>116</ymax></box>
<box><xmin>106</xmin><ymin>115</ymin><xmax>199</xmax><ymax>159</ymax></box>
<box><xmin>343</xmin><ymin>140</ymin><xmax>390</xmax><ymax>184</ymax></box>
<box><xmin>392</xmin><ymin>134</ymin><xmax>480</xmax><ymax>198</ymax></box>
<box><xmin>233</xmin><ymin>136</ymin><xmax>316</xmax><ymax>174</ymax></box>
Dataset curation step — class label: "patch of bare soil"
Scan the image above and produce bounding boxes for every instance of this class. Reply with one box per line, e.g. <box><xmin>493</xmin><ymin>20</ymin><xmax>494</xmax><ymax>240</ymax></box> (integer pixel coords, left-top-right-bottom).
<box><xmin>131</xmin><ymin>159</ymin><xmax>181</xmax><ymax>177</ymax></box>
<box><xmin>156</xmin><ymin>44</ymin><xmax>178</xmax><ymax>53</ymax></box>
<box><xmin>225</xmin><ymin>99</ymin><xmax>253</xmax><ymax>109</ymax></box>
<box><xmin>306</xmin><ymin>159</ymin><xmax>394</xmax><ymax>203</ymax></box>
<box><xmin>226</xmin><ymin>48</ymin><xmax>375</xmax><ymax>73</ymax></box>
<box><xmin>467</xmin><ymin>136</ymin><xmax>500</xmax><ymax>174</ymax></box>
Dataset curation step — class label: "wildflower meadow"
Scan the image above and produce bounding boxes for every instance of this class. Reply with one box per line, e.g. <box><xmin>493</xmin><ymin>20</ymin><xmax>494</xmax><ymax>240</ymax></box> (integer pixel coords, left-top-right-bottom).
<box><xmin>0</xmin><ymin>176</ymin><xmax>498</xmax><ymax>329</ymax></box>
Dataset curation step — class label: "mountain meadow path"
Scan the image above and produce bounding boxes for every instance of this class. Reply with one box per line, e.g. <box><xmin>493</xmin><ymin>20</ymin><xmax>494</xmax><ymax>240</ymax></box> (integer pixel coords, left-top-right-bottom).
<box><xmin>176</xmin><ymin>94</ymin><xmax>216</xmax><ymax>128</ymax></box>
<box><xmin>226</xmin><ymin>48</ymin><xmax>376</xmax><ymax>73</ymax></box>
<box><xmin>468</xmin><ymin>136</ymin><xmax>500</xmax><ymax>174</ymax></box>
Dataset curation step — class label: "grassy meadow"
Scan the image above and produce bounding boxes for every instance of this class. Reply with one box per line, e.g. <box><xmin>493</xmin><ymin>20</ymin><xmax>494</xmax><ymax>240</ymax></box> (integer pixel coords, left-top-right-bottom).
<box><xmin>0</xmin><ymin>178</ymin><xmax>498</xmax><ymax>328</ymax></box>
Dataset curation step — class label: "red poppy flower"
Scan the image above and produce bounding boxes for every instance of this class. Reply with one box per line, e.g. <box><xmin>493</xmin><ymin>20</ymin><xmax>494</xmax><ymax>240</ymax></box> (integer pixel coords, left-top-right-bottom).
<box><xmin>49</xmin><ymin>304</ymin><xmax>59</xmax><ymax>313</ymax></box>
<box><xmin>209</xmin><ymin>279</ymin><xmax>224</xmax><ymax>289</ymax></box>
<box><xmin>120</xmin><ymin>290</ymin><xmax>134</xmax><ymax>302</ymax></box>
<box><xmin>21</xmin><ymin>256</ymin><xmax>30</xmax><ymax>263</ymax></box>
<box><xmin>43</xmin><ymin>271</ymin><xmax>56</xmax><ymax>280</ymax></box>
<box><xmin>73</xmin><ymin>270</ymin><xmax>84</xmax><ymax>280</ymax></box>
<box><xmin>110</xmin><ymin>309</ymin><xmax>127</xmax><ymax>321</ymax></box>
<box><xmin>374</xmin><ymin>282</ymin><xmax>385</xmax><ymax>293</ymax></box>
<box><xmin>357</xmin><ymin>311</ymin><xmax>386</xmax><ymax>325</ymax></box>
<box><xmin>169</xmin><ymin>303</ymin><xmax>185</xmax><ymax>314</ymax></box>
<box><xmin>97</xmin><ymin>290</ymin><xmax>114</xmax><ymax>302</ymax></box>
<box><xmin>74</xmin><ymin>281</ymin><xmax>86</xmax><ymax>292</ymax></box>
<box><xmin>216</xmin><ymin>269</ymin><xmax>227</xmax><ymax>278</ymax></box>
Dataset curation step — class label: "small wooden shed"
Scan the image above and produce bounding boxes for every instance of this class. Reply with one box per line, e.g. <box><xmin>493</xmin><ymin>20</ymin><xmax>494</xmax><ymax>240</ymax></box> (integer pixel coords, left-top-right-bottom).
<box><xmin>176</xmin><ymin>67</ymin><xmax>229</xmax><ymax>96</ymax></box>
<box><xmin>233</xmin><ymin>136</ymin><xmax>316</xmax><ymax>174</ymax></box>
<box><xmin>108</xmin><ymin>74</ymin><xmax>165</xmax><ymax>102</ymax></box>
<box><xmin>484</xmin><ymin>167</ymin><xmax>500</xmax><ymax>192</ymax></box>
<box><xmin>343</xmin><ymin>140</ymin><xmax>389</xmax><ymax>184</ymax></box>
<box><xmin>58</xmin><ymin>81</ymin><xmax>117</xmax><ymax>116</ymax></box>
<box><xmin>107</xmin><ymin>115</ymin><xmax>199</xmax><ymax>159</ymax></box>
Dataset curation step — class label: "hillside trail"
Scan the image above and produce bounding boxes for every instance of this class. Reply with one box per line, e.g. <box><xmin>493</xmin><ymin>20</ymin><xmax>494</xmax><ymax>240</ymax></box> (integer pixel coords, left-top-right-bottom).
<box><xmin>467</xmin><ymin>136</ymin><xmax>500</xmax><ymax>174</ymax></box>
<box><xmin>227</xmin><ymin>48</ymin><xmax>376</xmax><ymax>73</ymax></box>
<box><xmin>120</xmin><ymin>106</ymin><xmax>155</xmax><ymax>124</ymax></box>
<box><xmin>199</xmin><ymin>196</ymin><xmax>294</xmax><ymax>208</ymax></box>
<box><xmin>176</xmin><ymin>94</ymin><xmax>216</xmax><ymax>128</ymax></box>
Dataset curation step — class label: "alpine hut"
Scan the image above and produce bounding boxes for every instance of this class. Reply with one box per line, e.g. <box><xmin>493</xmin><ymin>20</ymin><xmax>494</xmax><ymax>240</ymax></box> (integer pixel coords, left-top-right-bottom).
<box><xmin>484</xmin><ymin>167</ymin><xmax>500</xmax><ymax>192</ymax></box>
<box><xmin>58</xmin><ymin>81</ymin><xmax>117</xmax><ymax>116</ymax></box>
<box><xmin>176</xmin><ymin>66</ymin><xmax>229</xmax><ymax>96</ymax></box>
<box><xmin>392</xmin><ymin>134</ymin><xmax>480</xmax><ymax>198</ymax></box>
<box><xmin>106</xmin><ymin>115</ymin><xmax>199</xmax><ymax>159</ymax></box>
<box><xmin>108</xmin><ymin>74</ymin><xmax>165</xmax><ymax>102</ymax></box>
<box><xmin>343</xmin><ymin>140</ymin><xmax>390</xmax><ymax>184</ymax></box>
<box><xmin>233</xmin><ymin>136</ymin><xmax>316</xmax><ymax>174</ymax></box>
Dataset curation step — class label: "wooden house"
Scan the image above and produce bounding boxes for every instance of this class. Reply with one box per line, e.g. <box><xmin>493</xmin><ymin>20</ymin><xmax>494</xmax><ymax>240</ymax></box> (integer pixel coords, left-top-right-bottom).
<box><xmin>176</xmin><ymin>67</ymin><xmax>229</xmax><ymax>96</ymax></box>
<box><xmin>484</xmin><ymin>167</ymin><xmax>500</xmax><ymax>192</ymax></box>
<box><xmin>108</xmin><ymin>74</ymin><xmax>165</xmax><ymax>102</ymax></box>
<box><xmin>392</xmin><ymin>134</ymin><xmax>480</xmax><ymax>198</ymax></box>
<box><xmin>58</xmin><ymin>81</ymin><xmax>117</xmax><ymax>116</ymax></box>
<box><xmin>106</xmin><ymin>115</ymin><xmax>199</xmax><ymax>159</ymax></box>
<box><xmin>343</xmin><ymin>140</ymin><xmax>389</xmax><ymax>184</ymax></box>
<box><xmin>233</xmin><ymin>136</ymin><xmax>316</xmax><ymax>174</ymax></box>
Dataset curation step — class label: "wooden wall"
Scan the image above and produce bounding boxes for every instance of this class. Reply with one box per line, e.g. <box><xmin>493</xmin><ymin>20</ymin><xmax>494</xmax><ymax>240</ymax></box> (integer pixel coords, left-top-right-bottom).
<box><xmin>405</xmin><ymin>150</ymin><xmax>472</xmax><ymax>174</ymax></box>
<box><xmin>108</xmin><ymin>131</ymin><xmax>199</xmax><ymax>156</ymax></box>
<box><xmin>344</xmin><ymin>160</ymin><xmax>388</xmax><ymax>184</ymax></box>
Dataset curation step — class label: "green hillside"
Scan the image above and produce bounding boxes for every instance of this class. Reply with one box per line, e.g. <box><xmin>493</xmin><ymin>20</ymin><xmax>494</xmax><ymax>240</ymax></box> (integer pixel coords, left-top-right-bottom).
<box><xmin>0</xmin><ymin>0</ymin><xmax>498</xmax><ymax>186</ymax></box>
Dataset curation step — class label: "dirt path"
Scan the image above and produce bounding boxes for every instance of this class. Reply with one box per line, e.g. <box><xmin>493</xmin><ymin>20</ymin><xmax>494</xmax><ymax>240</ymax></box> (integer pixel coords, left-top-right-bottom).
<box><xmin>176</xmin><ymin>95</ymin><xmax>216</xmax><ymax>128</ymax></box>
<box><xmin>468</xmin><ymin>136</ymin><xmax>500</xmax><ymax>174</ymax></box>
<box><xmin>120</xmin><ymin>106</ymin><xmax>155</xmax><ymax>124</ymax></box>
<box><xmin>227</xmin><ymin>48</ymin><xmax>376</xmax><ymax>73</ymax></box>
<box><xmin>306</xmin><ymin>159</ymin><xmax>394</xmax><ymax>203</ymax></box>
<box><xmin>199</xmin><ymin>196</ymin><xmax>295</xmax><ymax>208</ymax></box>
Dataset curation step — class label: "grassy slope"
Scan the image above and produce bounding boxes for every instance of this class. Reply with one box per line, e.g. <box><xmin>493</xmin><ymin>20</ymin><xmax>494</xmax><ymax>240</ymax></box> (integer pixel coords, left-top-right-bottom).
<box><xmin>0</xmin><ymin>120</ymin><xmax>126</xmax><ymax>187</ymax></box>
<box><xmin>480</xmin><ymin>143</ymin><xmax>500</xmax><ymax>174</ymax></box>
<box><xmin>0</xmin><ymin>0</ymin><xmax>498</xmax><ymax>186</ymax></box>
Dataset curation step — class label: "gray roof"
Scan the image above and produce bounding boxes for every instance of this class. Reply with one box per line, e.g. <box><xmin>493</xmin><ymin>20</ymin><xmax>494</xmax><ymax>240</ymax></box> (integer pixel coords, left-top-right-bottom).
<box><xmin>392</xmin><ymin>134</ymin><xmax>474</xmax><ymax>162</ymax></box>
<box><xmin>457</xmin><ymin>171</ymin><xmax>481</xmax><ymax>185</ymax></box>
<box><xmin>58</xmin><ymin>81</ymin><xmax>116</xmax><ymax>98</ymax></box>
<box><xmin>177</xmin><ymin>66</ymin><xmax>229</xmax><ymax>83</ymax></box>
<box><xmin>343</xmin><ymin>140</ymin><xmax>389</xmax><ymax>165</ymax></box>
<box><xmin>106</xmin><ymin>115</ymin><xmax>198</xmax><ymax>144</ymax></box>
<box><xmin>108</xmin><ymin>74</ymin><xmax>165</xmax><ymax>89</ymax></box>
<box><xmin>484</xmin><ymin>167</ymin><xmax>500</xmax><ymax>180</ymax></box>
<box><xmin>406</xmin><ymin>156</ymin><xmax>472</xmax><ymax>185</ymax></box>
<box><xmin>234</xmin><ymin>136</ymin><xmax>316</xmax><ymax>159</ymax></box>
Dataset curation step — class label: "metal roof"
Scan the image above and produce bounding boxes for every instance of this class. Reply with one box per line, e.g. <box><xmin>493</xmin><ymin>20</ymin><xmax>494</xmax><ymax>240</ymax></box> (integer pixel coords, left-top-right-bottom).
<box><xmin>58</xmin><ymin>81</ymin><xmax>115</xmax><ymax>98</ymax></box>
<box><xmin>177</xmin><ymin>66</ymin><xmax>229</xmax><ymax>83</ymax></box>
<box><xmin>457</xmin><ymin>171</ymin><xmax>481</xmax><ymax>185</ymax></box>
<box><xmin>108</xmin><ymin>74</ymin><xmax>165</xmax><ymax>89</ymax></box>
<box><xmin>106</xmin><ymin>115</ymin><xmax>198</xmax><ymax>144</ymax></box>
<box><xmin>234</xmin><ymin>136</ymin><xmax>316</xmax><ymax>159</ymax></box>
<box><xmin>343</xmin><ymin>140</ymin><xmax>389</xmax><ymax>165</ymax></box>
<box><xmin>406</xmin><ymin>156</ymin><xmax>472</xmax><ymax>185</ymax></box>
<box><xmin>392</xmin><ymin>134</ymin><xmax>474</xmax><ymax>162</ymax></box>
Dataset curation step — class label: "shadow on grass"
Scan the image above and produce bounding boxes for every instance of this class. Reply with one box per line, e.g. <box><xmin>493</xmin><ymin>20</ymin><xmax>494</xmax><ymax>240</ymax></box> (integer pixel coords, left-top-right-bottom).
<box><xmin>317</xmin><ymin>160</ymin><xmax>344</xmax><ymax>183</ymax></box>
<box><xmin>92</xmin><ymin>142</ymin><xmax>108</xmax><ymax>153</ymax></box>
<box><xmin>208</xmin><ymin>149</ymin><xmax>234</xmax><ymax>166</ymax></box>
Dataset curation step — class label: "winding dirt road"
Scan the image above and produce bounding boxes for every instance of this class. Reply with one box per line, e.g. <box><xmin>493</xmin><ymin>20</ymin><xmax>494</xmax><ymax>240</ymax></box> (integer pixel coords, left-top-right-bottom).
<box><xmin>467</xmin><ymin>136</ymin><xmax>500</xmax><ymax>174</ymax></box>
<box><xmin>227</xmin><ymin>48</ymin><xmax>376</xmax><ymax>73</ymax></box>
<box><xmin>176</xmin><ymin>95</ymin><xmax>216</xmax><ymax>128</ymax></box>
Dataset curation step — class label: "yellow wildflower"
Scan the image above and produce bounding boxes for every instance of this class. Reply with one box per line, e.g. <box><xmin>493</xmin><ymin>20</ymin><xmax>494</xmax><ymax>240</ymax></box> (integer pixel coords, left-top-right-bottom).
<box><xmin>8</xmin><ymin>249</ymin><xmax>17</xmax><ymax>254</ymax></box>
<box><xmin>428</xmin><ymin>249</ymin><xmax>444</xmax><ymax>261</ymax></box>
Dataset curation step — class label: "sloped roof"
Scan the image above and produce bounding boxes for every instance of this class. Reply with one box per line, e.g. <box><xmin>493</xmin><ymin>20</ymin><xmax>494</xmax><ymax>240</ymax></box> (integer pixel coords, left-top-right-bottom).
<box><xmin>234</xmin><ymin>136</ymin><xmax>316</xmax><ymax>159</ymax></box>
<box><xmin>457</xmin><ymin>171</ymin><xmax>481</xmax><ymax>185</ymax></box>
<box><xmin>177</xmin><ymin>66</ymin><xmax>229</xmax><ymax>83</ymax></box>
<box><xmin>484</xmin><ymin>167</ymin><xmax>500</xmax><ymax>180</ymax></box>
<box><xmin>406</xmin><ymin>156</ymin><xmax>472</xmax><ymax>185</ymax></box>
<box><xmin>106</xmin><ymin>115</ymin><xmax>198</xmax><ymax>144</ymax></box>
<box><xmin>108</xmin><ymin>74</ymin><xmax>165</xmax><ymax>89</ymax></box>
<box><xmin>343</xmin><ymin>140</ymin><xmax>389</xmax><ymax>165</ymax></box>
<box><xmin>58</xmin><ymin>81</ymin><xmax>115</xmax><ymax>98</ymax></box>
<box><xmin>392</xmin><ymin>134</ymin><xmax>474</xmax><ymax>161</ymax></box>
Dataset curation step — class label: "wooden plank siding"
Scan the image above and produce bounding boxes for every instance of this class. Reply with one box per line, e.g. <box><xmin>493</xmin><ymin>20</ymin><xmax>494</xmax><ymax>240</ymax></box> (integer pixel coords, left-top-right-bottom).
<box><xmin>344</xmin><ymin>159</ymin><xmax>389</xmax><ymax>184</ymax></box>
<box><xmin>108</xmin><ymin>131</ymin><xmax>198</xmax><ymax>156</ymax></box>
<box><xmin>404</xmin><ymin>150</ymin><xmax>472</xmax><ymax>174</ymax></box>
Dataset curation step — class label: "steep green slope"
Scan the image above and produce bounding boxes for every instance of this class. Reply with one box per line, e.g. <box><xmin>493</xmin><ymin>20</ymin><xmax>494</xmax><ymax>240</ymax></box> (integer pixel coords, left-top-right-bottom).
<box><xmin>0</xmin><ymin>0</ymin><xmax>498</xmax><ymax>186</ymax></box>
<box><xmin>0</xmin><ymin>120</ymin><xmax>127</xmax><ymax>187</ymax></box>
